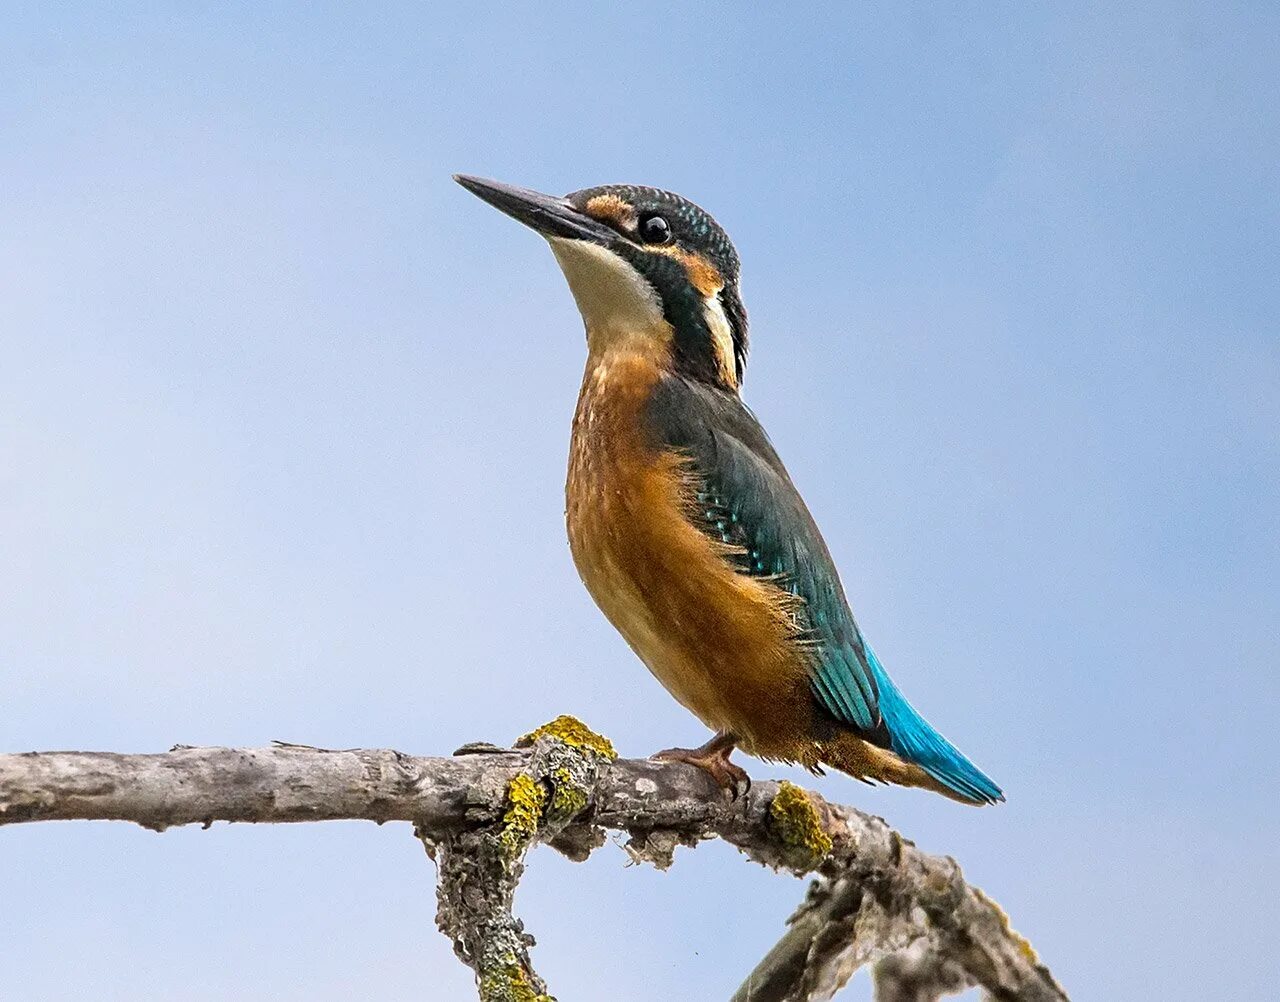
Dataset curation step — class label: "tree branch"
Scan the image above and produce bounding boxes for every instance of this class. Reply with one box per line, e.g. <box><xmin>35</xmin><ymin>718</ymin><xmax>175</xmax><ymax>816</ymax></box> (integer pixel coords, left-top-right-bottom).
<box><xmin>0</xmin><ymin>719</ymin><xmax>1067</xmax><ymax>1001</ymax></box>
<box><xmin>871</xmin><ymin>940</ymin><xmax>975</xmax><ymax>1002</ymax></box>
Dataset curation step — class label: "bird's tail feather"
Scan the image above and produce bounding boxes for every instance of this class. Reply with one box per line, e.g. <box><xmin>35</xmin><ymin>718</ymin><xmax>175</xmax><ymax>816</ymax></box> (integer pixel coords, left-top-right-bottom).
<box><xmin>864</xmin><ymin>645</ymin><xmax>1004</xmax><ymax>806</ymax></box>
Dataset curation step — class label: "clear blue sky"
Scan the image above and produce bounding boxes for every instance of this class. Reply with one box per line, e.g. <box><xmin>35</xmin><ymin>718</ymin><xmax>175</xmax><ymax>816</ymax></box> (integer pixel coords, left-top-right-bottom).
<box><xmin>3</xmin><ymin>3</ymin><xmax>1276</xmax><ymax>999</ymax></box>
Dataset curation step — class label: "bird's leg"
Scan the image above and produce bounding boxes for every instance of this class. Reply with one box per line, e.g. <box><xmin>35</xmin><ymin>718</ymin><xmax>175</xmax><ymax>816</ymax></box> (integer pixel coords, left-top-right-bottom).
<box><xmin>652</xmin><ymin>731</ymin><xmax>751</xmax><ymax>796</ymax></box>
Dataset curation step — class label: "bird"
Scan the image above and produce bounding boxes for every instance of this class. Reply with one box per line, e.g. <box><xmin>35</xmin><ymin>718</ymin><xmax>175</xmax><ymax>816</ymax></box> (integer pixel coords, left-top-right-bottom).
<box><xmin>455</xmin><ymin>174</ymin><xmax>1003</xmax><ymax>806</ymax></box>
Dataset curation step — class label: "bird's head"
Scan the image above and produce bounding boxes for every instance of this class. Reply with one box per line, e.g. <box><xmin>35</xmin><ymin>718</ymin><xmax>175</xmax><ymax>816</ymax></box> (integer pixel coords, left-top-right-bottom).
<box><xmin>455</xmin><ymin>175</ymin><xmax>748</xmax><ymax>391</ymax></box>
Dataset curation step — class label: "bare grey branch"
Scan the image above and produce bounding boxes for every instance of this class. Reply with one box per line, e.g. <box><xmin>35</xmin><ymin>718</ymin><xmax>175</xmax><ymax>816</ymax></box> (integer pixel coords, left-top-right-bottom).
<box><xmin>0</xmin><ymin>723</ymin><xmax>1066</xmax><ymax>1002</ymax></box>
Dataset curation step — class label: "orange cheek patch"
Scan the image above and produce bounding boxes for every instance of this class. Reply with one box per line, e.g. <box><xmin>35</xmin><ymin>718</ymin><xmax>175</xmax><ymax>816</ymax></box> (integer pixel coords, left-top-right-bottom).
<box><xmin>651</xmin><ymin>246</ymin><xmax>724</xmax><ymax>297</ymax></box>
<box><xmin>585</xmin><ymin>194</ymin><xmax>636</xmax><ymax>229</ymax></box>
<box><xmin>681</xmin><ymin>251</ymin><xmax>725</xmax><ymax>297</ymax></box>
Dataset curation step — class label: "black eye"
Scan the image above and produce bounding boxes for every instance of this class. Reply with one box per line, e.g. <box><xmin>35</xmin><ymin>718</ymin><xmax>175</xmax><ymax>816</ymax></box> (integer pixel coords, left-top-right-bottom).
<box><xmin>639</xmin><ymin>214</ymin><xmax>671</xmax><ymax>244</ymax></box>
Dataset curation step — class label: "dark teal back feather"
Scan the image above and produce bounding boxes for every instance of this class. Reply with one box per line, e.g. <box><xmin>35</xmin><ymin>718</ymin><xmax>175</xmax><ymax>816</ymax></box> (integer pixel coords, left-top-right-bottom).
<box><xmin>644</xmin><ymin>373</ymin><xmax>1003</xmax><ymax>804</ymax></box>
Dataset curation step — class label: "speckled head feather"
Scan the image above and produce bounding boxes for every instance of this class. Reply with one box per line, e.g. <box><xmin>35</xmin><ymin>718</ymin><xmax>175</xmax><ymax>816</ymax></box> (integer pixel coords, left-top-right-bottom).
<box><xmin>567</xmin><ymin>184</ymin><xmax>749</xmax><ymax>388</ymax></box>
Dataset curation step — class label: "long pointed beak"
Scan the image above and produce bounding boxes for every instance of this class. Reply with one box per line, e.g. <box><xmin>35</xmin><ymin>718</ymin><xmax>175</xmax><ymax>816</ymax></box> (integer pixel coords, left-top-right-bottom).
<box><xmin>453</xmin><ymin>174</ymin><xmax>617</xmax><ymax>245</ymax></box>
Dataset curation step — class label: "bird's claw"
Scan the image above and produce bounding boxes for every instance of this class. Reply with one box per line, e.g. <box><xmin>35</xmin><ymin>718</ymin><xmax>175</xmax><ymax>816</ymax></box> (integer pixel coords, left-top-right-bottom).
<box><xmin>652</xmin><ymin>745</ymin><xmax>752</xmax><ymax>801</ymax></box>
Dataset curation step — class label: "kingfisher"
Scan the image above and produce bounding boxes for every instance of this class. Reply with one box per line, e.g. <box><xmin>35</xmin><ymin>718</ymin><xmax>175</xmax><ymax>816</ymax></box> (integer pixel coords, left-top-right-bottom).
<box><xmin>455</xmin><ymin>175</ymin><xmax>1003</xmax><ymax>805</ymax></box>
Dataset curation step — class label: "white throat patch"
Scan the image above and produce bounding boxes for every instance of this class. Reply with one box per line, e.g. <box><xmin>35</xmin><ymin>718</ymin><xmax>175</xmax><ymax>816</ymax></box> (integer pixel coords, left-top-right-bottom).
<box><xmin>547</xmin><ymin>237</ymin><xmax>666</xmax><ymax>350</ymax></box>
<box><xmin>702</xmin><ymin>293</ymin><xmax>739</xmax><ymax>388</ymax></box>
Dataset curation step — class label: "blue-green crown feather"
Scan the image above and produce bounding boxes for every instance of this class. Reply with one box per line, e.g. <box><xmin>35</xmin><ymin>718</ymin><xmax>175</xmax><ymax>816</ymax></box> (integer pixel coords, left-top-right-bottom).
<box><xmin>646</xmin><ymin>373</ymin><xmax>1003</xmax><ymax>805</ymax></box>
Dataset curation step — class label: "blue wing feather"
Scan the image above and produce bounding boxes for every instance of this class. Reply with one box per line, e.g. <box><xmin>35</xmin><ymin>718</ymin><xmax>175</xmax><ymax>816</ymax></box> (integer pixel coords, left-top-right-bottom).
<box><xmin>645</xmin><ymin>373</ymin><xmax>1003</xmax><ymax>804</ymax></box>
<box><xmin>864</xmin><ymin>645</ymin><xmax>1004</xmax><ymax>803</ymax></box>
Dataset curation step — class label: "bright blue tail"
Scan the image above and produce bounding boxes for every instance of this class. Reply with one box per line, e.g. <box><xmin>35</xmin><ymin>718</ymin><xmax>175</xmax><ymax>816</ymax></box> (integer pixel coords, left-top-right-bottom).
<box><xmin>865</xmin><ymin>645</ymin><xmax>1004</xmax><ymax>805</ymax></box>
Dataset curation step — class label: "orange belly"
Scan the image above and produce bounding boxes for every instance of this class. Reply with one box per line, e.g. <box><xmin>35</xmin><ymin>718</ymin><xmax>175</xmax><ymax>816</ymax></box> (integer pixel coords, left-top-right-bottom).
<box><xmin>565</xmin><ymin>350</ymin><xmax>818</xmax><ymax>758</ymax></box>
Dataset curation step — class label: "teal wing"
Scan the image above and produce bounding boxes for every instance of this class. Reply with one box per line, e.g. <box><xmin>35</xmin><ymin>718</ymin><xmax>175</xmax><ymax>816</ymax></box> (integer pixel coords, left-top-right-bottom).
<box><xmin>644</xmin><ymin>373</ymin><xmax>882</xmax><ymax>732</ymax></box>
<box><xmin>643</xmin><ymin>373</ymin><xmax>1003</xmax><ymax>804</ymax></box>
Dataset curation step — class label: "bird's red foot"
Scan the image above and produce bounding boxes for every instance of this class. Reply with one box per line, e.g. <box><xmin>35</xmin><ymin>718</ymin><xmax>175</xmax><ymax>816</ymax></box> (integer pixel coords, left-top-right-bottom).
<box><xmin>651</xmin><ymin>732</ymin><xmax>751</xmax><ymax>799</ymax></box>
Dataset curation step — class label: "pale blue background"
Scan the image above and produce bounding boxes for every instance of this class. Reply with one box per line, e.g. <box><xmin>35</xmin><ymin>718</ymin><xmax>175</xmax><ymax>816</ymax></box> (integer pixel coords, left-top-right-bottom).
<box><xmin>3</xmin><ymin>3</ymin><xmax>1277</xmax><ymax>999</ymax></box>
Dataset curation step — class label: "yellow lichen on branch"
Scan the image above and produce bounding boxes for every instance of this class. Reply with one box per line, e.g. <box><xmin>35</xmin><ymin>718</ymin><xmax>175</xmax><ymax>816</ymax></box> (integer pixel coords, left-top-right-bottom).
<box><xmin>517</xmin><ymin>715</ymin><xmax>617</xmax><ymax>761</ymax></box>
<box><xmin>549</xmin><ymin>765</ymin><xmax>589</xmax><ymax>816</ymax></box>
<box><xmin>479</xmin><ymin>957</ymin><xmax>554</xmax><ymax>1002</ymax></box>
<box><xmin>769</xmin><ymin>780</ymin><xmax>833</xmax><ymax>867</ymax></box>
<box><xmin>497</xmin><ymin>773</ymin><xmax>547</xmax><ymax>858</ymax></box>
<box><xmin>489</xmin><ymin>715</ymin><xmax>620</xmax><ymax>871</ymax></box>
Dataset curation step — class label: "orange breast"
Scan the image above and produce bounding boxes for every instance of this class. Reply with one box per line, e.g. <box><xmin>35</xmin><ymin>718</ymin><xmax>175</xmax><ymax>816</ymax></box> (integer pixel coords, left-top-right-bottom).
<box><xmin>565</xmin><ymin>350</ymin><xmax>817</xmax><ymax>757</ymax></box>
